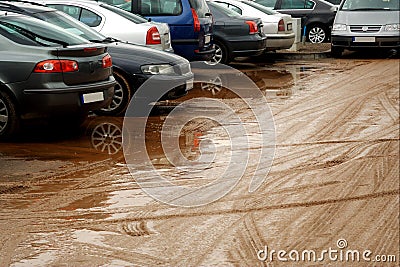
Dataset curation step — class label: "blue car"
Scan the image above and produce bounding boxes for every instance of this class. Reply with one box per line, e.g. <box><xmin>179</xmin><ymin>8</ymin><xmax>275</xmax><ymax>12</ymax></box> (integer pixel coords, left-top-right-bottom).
<box><xmin>105</xmin><ymin>0</ymin><xmax>215</xmax><ymax>61</ymax></box>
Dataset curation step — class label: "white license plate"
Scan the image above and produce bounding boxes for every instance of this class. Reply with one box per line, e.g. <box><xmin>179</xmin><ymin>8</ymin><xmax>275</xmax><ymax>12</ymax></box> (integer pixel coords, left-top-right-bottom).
<box><xmin>353</xmin><ymin>36</ymin><xmax>376</xmax><ymax>42</ymax></box>
<box><xmin>287</xmin><ymin>23</ymin><xmax>292</xmax><ymax>31</ymax></box>
<box><xmin>204</xmin><ymin>35</ymin><xmax>211</xmax><ymax>44</ymax></box>
<box><xmin>186</xmin><ymin>78</ymin><xmax>194</xmax><ymax>91</ymax></box>
<box><xmin>82</xmin><ymin>92</ymin><xmax>104</xmax><ymax>104</ymax></box>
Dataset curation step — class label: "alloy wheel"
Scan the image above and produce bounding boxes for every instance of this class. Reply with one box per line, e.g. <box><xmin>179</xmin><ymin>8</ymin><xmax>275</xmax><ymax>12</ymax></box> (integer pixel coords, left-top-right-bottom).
<box><xmin>0</xmin><ymin>98</ymin><xmax>9</xmax><ymax>133</ymax></box>
<box><xmin>102</xmin><ymin>80</ymin><xmax>124</xmax><ymax>112</ymax></box>
<box><xmin>308</xmin><ymin>26</ymin><xmax>326</xmax><ymax>43</ymax></box>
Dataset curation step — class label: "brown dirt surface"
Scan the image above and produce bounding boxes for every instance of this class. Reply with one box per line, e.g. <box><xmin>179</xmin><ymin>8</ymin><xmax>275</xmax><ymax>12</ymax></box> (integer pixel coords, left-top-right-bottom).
<box><xmin>0</xmin><ymin>57</ymin><xmax>398</xmax><ymax>266</ymax></box>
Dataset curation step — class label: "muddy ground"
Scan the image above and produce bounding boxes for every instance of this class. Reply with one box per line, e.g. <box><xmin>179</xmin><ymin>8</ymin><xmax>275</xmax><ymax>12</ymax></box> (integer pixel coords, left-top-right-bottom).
<box><xmin>0</xmin><ymin>53</ymin><xmax>399</xmax><ymax>266</ymax></box>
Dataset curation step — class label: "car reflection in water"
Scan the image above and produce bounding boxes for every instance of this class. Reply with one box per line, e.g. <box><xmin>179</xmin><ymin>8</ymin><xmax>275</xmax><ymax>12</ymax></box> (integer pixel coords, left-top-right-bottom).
<box><xmin>87</xmin><ymin>114</ymin><xmax>204</xmax><ymax>165</ymax></box>
<box><xmin>189</xmin><ymin>66</ymin><xmax>296</xmax><ymax>99</ymax></box>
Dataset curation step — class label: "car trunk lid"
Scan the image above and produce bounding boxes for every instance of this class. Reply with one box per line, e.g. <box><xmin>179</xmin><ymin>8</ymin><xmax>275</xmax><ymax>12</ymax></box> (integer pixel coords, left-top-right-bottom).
<box><xmin>55</xmin><ymin>44</ymin><xmax>111</xmax><ymax>85</ymax></box>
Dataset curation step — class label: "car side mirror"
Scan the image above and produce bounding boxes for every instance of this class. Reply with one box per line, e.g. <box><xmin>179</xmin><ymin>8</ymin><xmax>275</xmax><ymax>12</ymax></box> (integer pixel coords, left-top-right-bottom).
<box><xmin>330</xmin><ymin>5</ymin><xmax>339</xmax><ymax>13</ymax></box>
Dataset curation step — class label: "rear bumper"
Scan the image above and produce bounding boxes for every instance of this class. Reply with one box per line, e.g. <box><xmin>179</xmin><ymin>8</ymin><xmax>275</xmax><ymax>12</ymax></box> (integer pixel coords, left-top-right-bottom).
<box><xmin>230</xmin><ymin>36</ymin><xmax>267</xmax><ymax>57</ymax></box>
<box><xmin>331</xmin><ymin>35</ymin><xmax>400</xmax><ymax>49</ymax></box>
<box><xmin>266</xmin><ymin>33</ymin><xmax>295</xmax><ymax>50</ymax></box>
<box><xmin>11</xmin><ymin>77</ymin><xmax>116</xmax><ymax>120</ymax></box>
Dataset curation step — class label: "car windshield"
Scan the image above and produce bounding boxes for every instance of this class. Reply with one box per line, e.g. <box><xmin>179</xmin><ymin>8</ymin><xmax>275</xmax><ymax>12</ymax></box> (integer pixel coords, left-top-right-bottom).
<box><xmin>341</xmin><ymin>0</ymin><xmax>399</xmax><ymax>10</ymax></box>
<box><xmin>35</xmin><ymin>10</ymin><xmax>105</xmax><ymax>42</ymax></box>
<box><xmin>244</xmin><ymin>0</ymin><xmax>279</xmax><ymax>14</ymax></box>
<box><xmin>0</xmin><ymin>14</ymin><xmax>90</xmax><ymax>46</ymax></box>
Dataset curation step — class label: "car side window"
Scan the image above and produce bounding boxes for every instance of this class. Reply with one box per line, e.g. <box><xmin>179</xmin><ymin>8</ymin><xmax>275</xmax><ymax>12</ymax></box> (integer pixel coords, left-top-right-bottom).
<box><xmin>80</xmin><ymin>8</ymin><xmax>102</xmax><ymax>27</ymax></box>
<box><xmin>48</xmin><ymin>5</ymin><xmax>81</xmax><ymax>20</ymax></box>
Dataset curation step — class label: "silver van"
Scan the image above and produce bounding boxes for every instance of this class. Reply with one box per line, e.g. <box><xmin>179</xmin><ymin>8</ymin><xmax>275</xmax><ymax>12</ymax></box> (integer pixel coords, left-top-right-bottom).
<box><xmin>331</xmin><ymin>0</ymin><xmax>399</xmax><ymax>57</ymax></box>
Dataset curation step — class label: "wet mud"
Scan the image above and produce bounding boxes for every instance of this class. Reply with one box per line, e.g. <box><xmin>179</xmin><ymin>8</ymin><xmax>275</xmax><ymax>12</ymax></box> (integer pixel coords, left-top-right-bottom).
<box><xmin>0</xmin><ymin>56</ymin><xmax>398</xmax><ymax>266</ymax></box>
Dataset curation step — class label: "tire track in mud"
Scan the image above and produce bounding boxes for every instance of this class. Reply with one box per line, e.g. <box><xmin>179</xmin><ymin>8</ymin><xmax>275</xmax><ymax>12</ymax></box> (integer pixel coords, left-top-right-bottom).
<box><xmin>1</xmin><ymin>59</ymin><xmax>398</xmax><ymax>266</ymax></box>
<box><xmin>171</xmin><ymin>59</ymin><xmax>399</xmax><ymax>265</ymax></box>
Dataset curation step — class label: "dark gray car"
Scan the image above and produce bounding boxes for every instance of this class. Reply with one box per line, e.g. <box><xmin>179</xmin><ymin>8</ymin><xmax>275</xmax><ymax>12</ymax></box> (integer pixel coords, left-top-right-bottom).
<box><xmin>0</xmin><ymin>11</ymin><xmax>116</xmax><ymax>139</ymax></box>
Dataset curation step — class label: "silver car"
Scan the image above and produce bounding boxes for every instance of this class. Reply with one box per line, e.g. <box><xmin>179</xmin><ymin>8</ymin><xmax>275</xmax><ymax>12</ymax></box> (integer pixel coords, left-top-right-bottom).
<box><xmin>331</xmin><ymin>0</ymin><xmax>400</xmax><ymax>57</ymax></box>
<box><xmin>43</xmin><ymin>0</ymin><xmax>173</xmax><ymax>52</ymax></box>
<box><xmin>211</xmin><ymin>0</ymin><xmax>295</xmax><ymax>50</ymax></box>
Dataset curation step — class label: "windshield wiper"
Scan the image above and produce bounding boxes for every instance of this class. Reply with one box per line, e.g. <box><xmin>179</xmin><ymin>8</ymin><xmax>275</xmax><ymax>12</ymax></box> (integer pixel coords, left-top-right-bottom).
<box><xmin>89</xmin><ymin>37</ymin><xmax>120</xmax><ymax>43</ymax></box>
<box><xmin>0</xmin><ymin>21</ymin><xmax>69</xmax><ymax>47</ymax></box>
<box><xmin>347</xmin><ymin>7</ymin><xmax>391</xmax><ymax>11</ymax></box>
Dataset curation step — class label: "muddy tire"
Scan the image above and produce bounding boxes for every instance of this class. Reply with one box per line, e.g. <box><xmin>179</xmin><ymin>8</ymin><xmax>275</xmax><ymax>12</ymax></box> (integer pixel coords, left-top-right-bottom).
<box><xmin>0</xmin><ymin>90</ymin><xmax>19</xmax><ymax>140</ymax></box>
<box><xmin>95</xmin><ymin>71</ymin><xmax>132</xmax><ymax>117</ymax></box>
<box><xmin>307</xmin><ymin>24</ymin><xmax>327</xmax><ymax>43</ymax></box>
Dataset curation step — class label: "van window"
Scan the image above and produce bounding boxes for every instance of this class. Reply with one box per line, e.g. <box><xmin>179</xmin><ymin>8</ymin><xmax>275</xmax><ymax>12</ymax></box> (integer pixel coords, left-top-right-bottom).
<box><xmin>140</xmin><ymin>0</ymin><xmax>183</xmax><ymax>16</ymax></box>
<box><xmin>342</xmin><ymin>0</ymin><xmax>399</xmax><ymax>11</ymax></box>
<box><xmin>188</xmin><ymin>0</ymin><xmax>210</xmax><ymax>17</ymax></box>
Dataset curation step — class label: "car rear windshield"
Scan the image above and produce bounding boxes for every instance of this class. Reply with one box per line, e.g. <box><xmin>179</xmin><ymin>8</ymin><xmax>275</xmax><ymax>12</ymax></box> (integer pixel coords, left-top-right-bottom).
<box><xmin>0</xmin><ymin>15</ymin><xmax>90</xmax><ymax>46</ymax></box>
<box><xmin>341</xmin><ymin>0</ymin><xmax>399</xmax><ymax>10</ymax></box>
<box><xmin>189</xmin><ymin>0</ymin><xmax>210</xmax><ymax>17</ymax></box>
<box><xmin>208</xmin><ymin>1</ymin><xmax>239</xmax><ymax>17</ymax></box>
<box><xmin>34</xmin><ymin>10</ymin><xmax>105</xmax><ymax>42</ymax></box>
<box><xmin>244</xmin><ymin>1</ymin><xmax>279</xmax><ymax>15</ymax></box>
<box><xmin>253</xmin><ymin>0</ymin><xmax>277</xmax><ymax>8</ymax></box>
<box><xmin>100</xmin><ymin>3</ymin><xmax>148</xmax><ymax>23</ymax></box>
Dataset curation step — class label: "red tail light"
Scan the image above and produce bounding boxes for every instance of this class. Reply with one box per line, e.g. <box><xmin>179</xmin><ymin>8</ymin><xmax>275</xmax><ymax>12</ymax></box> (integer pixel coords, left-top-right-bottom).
<box><xmin>191</xmin><ymin>8</ymin><xmax>200</xmax><ymax>32</ymax></box>
<box><xmin>245</xmin><ymin>21</ymin><xmax>258</xmax><ymax>34</ymax></box>
<box><xmin>278</xmin><ymin>19</ymin><xmax>285</xmax><ymax>32</ymax></box>
<box><xmin>146</xmin><ymin>26</ymin><xmax>161</xmax><ymax>45</ymax></box>
<box><xmin>102</xmin><ymin>54</ymin><xmax>112</xmax><ymax>68</ymax></box>
<box><xmin>33</xmin><ymin>60</ymin><xmax>78</xmax><ymax>73</ymax></box>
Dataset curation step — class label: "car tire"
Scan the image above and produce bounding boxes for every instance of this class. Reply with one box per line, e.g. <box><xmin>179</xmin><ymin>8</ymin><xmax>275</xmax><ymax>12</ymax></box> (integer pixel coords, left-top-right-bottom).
<box><xmin>95</xmin><ymin>71</ymin><xmax>132</xmax><ymax>117</ymax></box>
<box><xmin>331</xmin><ymin>46</ymin><xmax>343</xmax><ymax>58</ymax></box>
<box><xmin>0</xmin><ymin>90</ymin><xmax>19</xmax><ymax>140</ymax></box>
<box><xmin>307</xmin><ymin>24</ymin><xmax>327</xmax><ymax>43</ymax></box>
<box><xmin>210</xmin><ymin>40</ymin><xmax>230</xmax><ymax>65</ymax></box>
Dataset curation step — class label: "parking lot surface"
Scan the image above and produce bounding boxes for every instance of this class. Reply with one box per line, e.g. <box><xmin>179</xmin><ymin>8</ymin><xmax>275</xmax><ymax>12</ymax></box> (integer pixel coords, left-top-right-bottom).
<box><xmin>0</xmin><ymin>54</ymin><xmax>399</xmax><ymax>266</ymax></box>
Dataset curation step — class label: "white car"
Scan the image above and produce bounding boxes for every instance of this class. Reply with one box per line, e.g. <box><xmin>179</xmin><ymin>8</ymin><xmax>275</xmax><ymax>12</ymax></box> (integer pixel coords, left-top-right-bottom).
<box><xmin>42</xmin><ymin>0</ymin><xmax>173</xmax><ymax>52</ymax></box>
<box><xmin>210</xmin><ymin>0</ymin><xmax>295</xmax><ymax>51</ymax></box>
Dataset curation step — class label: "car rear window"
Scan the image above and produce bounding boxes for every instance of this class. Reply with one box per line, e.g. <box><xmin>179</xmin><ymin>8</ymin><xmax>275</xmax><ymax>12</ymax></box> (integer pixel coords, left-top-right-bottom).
<box><xmin>0</xmin><ymin>15</ymin><xmax>90</xmax><ymax>46</ymax></box>
<box><xmin>281</xmin><ymin>0</ymin><xmax>315</xmax><ymax>9</ymax></box>
<box><xmin>189</xmin><ymin>0</ymin><xmax>210</xmax><ymax>17</ymax></box>
<box><xmin>244</xmin><ymin>1</ymin><xmax>280</xmax><ymax>14</ymax></box>
<box><xmin>253</xmin><ymin>0</ymin><xmax>277</xmax><ymax>8</ymax></box>
<box><xmin>100</xmin><ymin>3</ymin><xmax>148</xmax><ymax>23</ymax></box>
<box><xmin>34</xmin><ymin>10</ymin><xmax>105</xmax><ymax>42</ymax></box>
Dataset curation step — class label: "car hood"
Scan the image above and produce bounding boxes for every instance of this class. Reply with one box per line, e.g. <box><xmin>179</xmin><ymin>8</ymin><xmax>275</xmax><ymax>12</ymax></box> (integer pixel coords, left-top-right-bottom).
<box><xmin>336</xmin><ymin>10</ymin><xmax>400</xmax><ymax>25</ymax></box>
<box><xmin>107</xmin><ymin>42</ymin><xmax>187</xmax><ymax>65</ymax></box>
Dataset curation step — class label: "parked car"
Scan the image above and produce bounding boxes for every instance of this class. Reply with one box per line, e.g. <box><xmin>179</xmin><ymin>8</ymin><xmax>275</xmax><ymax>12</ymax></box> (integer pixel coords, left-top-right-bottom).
<box><xmin>99</xmin><ymin>0</ymin><xmax>215</xmax><ymax>61</ymax></box>
<box><xmin>42</xmin><ymin>0</ymin><xmax>173</xmax><ymax>52</ymax></box>
<box><xmin>0</xmin><ymin>11</ymin><xmax>116</xmax><ymax>139</ymax></box>
<box><xmin>331</xmin><ymin>0</ymin><xmax>400</xmax><ymax>57</ymax></box>
<box><xmin>248</xmin><ymin>0</ymin><xmax>336</xmax><ymax>43</ymax></box>
<box><xmin>0</xmin><ymin>1</ymin><xmax>194</xmax><ymax>116</ymax></box>
<box><xmin>207</xmin><ymin>1</ymin><xmax>267</xmax><ymax>64</ymax></box>
<box><xmin>211</xmin><ymin>0</ymin><xmax>295</xmax><ymax>51</ymax></box>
